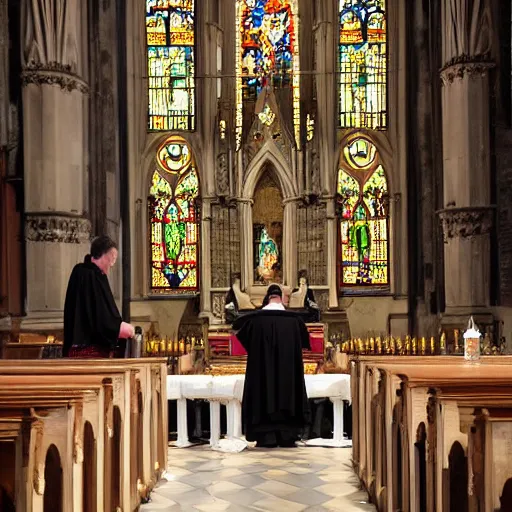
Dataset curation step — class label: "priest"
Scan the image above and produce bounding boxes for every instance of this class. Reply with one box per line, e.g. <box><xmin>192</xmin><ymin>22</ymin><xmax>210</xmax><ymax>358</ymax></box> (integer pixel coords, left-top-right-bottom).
<box><xmin>63</xmin><ymin>235</ymin><xmax>135</xmax><ymax>358</ymax></box>
<box><xmin>233</xmin><ymin>285</ymin><xmax>311</xmax><ymax>447</ymax></box>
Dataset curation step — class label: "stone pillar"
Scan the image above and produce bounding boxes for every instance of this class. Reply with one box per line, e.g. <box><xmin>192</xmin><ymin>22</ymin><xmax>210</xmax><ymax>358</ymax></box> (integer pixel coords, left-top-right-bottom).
<box><xmin>438</xmin><ymin>0</ymin><xmax>494</xmax><ymax>324</ymax></box>
<box><xmin>238</xmin><ymin>199</ymin><xmax>253</xmax><ymax>291</ymax></box>
<box><xmin>20</xmin><ymin>0</ymin><xmax>90</xmax><ymax>330</ymax></box>
<box><xmin>282</xmin><ymin>199</ymin><xmax>297</xmax><ymax>287</ymax></box>
<box><xmin>200</xmin><ymin>198</ymin><xmax>212</xmax><ymax>316</ymax></box>
<box><xmin>313</xmin><ymin>3</ymin><xmax>338</xmax><ymax>309</ymax></box>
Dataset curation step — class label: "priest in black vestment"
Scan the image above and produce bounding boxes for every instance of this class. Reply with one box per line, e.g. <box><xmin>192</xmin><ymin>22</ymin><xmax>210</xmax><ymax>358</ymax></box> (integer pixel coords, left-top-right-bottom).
<box><xmin>63</xmin><ymin>235</ymin><xmax>135</xmax><ymax>358</ymax></box>
<box><xmin>233</xmin><ymin>285</ymin><xmax>311</xmax><ymax>448</ymax></box>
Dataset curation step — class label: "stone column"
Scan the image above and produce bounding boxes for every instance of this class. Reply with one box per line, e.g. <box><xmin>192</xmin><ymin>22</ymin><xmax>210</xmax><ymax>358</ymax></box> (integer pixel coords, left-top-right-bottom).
<box><xmin>238</xmin><ymin>199</ymin><xmax>253</xmax><ymax>291</ymax></box>
<box><xmin>438</xmin><ymin>0</ymin><xmax>494</xmax><ymax>324</ymax></box>
<box><xmin>313</xmin><ymin>3</ymin><xmax>338</xmax><ymax>309</ymax></box>
<box><xmin>200</xmin><ymin>198</ymin><xmax>212</xmax><ymax>316</ymax></box>
<box><xmin>20</xmin><ymin>0</ymin><xmax>90</xmax><ymax>330</ymax></box>
<box><xmin>282</xmin><ymin>199</ymin><xmax>297</xmax><ymax>287</ymax></box>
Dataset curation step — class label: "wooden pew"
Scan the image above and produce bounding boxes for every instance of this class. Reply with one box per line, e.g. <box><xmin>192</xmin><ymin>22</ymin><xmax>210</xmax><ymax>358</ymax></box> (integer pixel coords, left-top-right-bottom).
<box><xmin>352</xmin><ymin>356</ymin><xmax>512</xmax><ymax>512</ymax></box>
<box><xmin>0</xmin><ymin>358</ymin><xmax>168</xmax><ymax>512</ymax></box>
<box><xmin>0</xmin><ymin>374</ymin><xmax>105</xmax><ymax>512</ymax></box>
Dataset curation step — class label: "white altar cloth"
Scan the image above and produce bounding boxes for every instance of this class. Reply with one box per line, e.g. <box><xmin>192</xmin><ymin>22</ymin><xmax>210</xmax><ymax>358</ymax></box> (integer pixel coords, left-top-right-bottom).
<box><xmin>167</xmin><ymin>374</ymin><xmax>351</xmax><ymax>449</ymax></box>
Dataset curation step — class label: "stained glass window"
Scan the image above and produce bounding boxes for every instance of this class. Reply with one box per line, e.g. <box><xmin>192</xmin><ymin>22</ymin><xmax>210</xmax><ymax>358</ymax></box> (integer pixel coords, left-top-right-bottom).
<box><xmin>149</xmin><ymin>136</ymin><xmax>200</xmax><ymax>292</ymax></box>
<box><xmin>338</xmin><ymin>0</ymin><xmax>387</xmax><ymax>129</ymax></box>
<box><xmin>337</xmin><ymin>137</ymin><xmax>388</xmax><ymax>287</ymax></box>
<box><xmin>146</xmin><ymin>0</ymin><xmax>195</xmax><ymax>131</ymax></box>
<box><xmin>235</xmin><ymin>0</ymin><xmax>301</xmax><ymax>149</ymax></box>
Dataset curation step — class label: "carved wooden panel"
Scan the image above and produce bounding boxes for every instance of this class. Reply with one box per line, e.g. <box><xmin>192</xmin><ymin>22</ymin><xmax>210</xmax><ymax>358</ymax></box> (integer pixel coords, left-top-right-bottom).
<box><xmin>297</xmin><ymin>203</ymin><xmax>327</xmax><ymax>285</ymax></box>
<box><xmin>211</xmin><ymin>204</ymin><xmax>240</xmax><ymax>288</ymax></box>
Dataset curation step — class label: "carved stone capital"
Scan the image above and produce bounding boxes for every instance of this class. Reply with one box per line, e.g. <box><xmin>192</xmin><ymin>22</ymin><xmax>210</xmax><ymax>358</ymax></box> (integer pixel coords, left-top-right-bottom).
<box><xmin>25</xmin><ymin>213</ymin><xmax>91</xmax><ymax>244</ymax></box>
<box><xmin>437</xmin><ymin>206</ymin><xmax>495</xmax><ymax>243</ymax></box>
<box><xmin>440</xmin><ymin>56</ymin><xmax>494</xmax><ymax>85</ymax></box>
<box><xmin>21</xmin><ymin>62</ymin><xmax>89</xmax><ymax>94</ymax></box>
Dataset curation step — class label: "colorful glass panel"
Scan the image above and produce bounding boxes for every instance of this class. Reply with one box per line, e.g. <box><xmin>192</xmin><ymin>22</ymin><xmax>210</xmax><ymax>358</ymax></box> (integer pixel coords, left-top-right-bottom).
<box><xmin>257</xmin><ymin>227</ymin><xmax>279</xmax><ymax>276</ymax></box>
<box><xmin>235</xmin><ymin>0</ymin><xmax>301</xmax><ymax>149</ymax></box>
<box><xmin>338</xmin><ymin>138</ymin><xmax>388</xmax><ymax>287</ymax></box>
<box><xmin>339</xmin><ymin>0</ymin><xmax>387</xmax><ymax>129</ymax></box>
<box><xmin>146</xmin><ymin>0</ymin><xmax>195</xmax><ymax>131</ymax></box>
<box><xmin>149</xmin><ymin>137</ymin><xmax>199</xmax><ymax>292</ymax></box>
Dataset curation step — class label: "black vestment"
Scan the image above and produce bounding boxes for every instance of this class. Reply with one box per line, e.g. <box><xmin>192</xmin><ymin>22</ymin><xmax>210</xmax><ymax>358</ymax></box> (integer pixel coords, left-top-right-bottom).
<box><xmin>63</xmin><ymin>255</ymin><xmax>122</xmax><ymax>356</ymax></box>
<box><xmin>233</xmin><ymin>310</ymin><xmax>311</xmax><ymax>446</ymax></box>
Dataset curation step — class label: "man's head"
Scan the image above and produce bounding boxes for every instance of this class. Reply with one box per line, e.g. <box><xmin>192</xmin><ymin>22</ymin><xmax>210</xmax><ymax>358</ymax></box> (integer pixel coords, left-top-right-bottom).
<box><xmin>266</xmin><ymin>284</ymin><xmax>283</xmax><ymax>304</ymax></box>
<box><xmin>90</xmin><ymin>236</ymin><xmax>118</xmax><ymax>273</ymax></box>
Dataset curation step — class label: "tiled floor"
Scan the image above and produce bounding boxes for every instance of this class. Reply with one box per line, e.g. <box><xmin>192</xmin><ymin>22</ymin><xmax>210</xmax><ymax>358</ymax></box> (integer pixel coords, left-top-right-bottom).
<box><xmin>141</xmin><ymin>444</ymin><xmax>375</xmax><ymax>511</ymax></box>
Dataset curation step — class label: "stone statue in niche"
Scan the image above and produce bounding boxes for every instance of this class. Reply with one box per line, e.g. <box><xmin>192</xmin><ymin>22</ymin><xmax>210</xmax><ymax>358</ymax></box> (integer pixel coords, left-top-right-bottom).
<box><xmin>289</xmin><ymin>271</ymin><xmax>320</xmax><ymax>322</ymax></box>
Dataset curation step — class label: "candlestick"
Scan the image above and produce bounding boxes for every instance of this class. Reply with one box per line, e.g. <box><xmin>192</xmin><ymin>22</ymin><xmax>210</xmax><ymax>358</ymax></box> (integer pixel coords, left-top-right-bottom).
<box><xmin>440</xmin><ymin>332</ymin><xmax>446</xmax><ymax>355</ymax></box>
<box><xmin>430</xmin><ymin>336</ymin><xmax>435</xmax><ymax>355</ymax></box>
<box><xmin>420</xmin><ymin>337</ymin><xmax>426</xmax><ymax>356</ymax></box>
<box><xmin>396</xmin><ymin>337</ymin><xmax>403</xmax><ymax>355</ymax></box>
<box><xmin>454</xmin><ymin>329</ymin><xmax>460</xmax><ymax>354</ymax></box>
<box><xmin>370</xmin><ymin>337</ymin><xmax>375</xmax><ymax>354</ymax></box>
<box><xmin>412</xmin><ymin>337</ymin><xmax>417</xmax><ymax>356</ymax></box>
<box><xmin>405</xmin><ymin>335</ymin><xmax>411</xmax><ymax>355</ymax></box>
<box><xmin>390</xmin><ymin>337</ymin><xmax>396</xmax><ymax>355</ymax></box>
<box><xmin>376</xmin><ymin>336</ymin><xmax>382</xmax><ymax>355</ymax></box>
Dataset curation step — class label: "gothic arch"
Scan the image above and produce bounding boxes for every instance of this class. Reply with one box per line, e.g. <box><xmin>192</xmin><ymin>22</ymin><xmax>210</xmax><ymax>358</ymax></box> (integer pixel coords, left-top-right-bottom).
<box><xmin>143</xmin><ymin>135</ymin><xmax>202</xmax><ymax>294</ymax></box>
<box><xmin>242</xmin><ymin>141</ymin><xmax>297</xmax><ymax>200</ymax></box>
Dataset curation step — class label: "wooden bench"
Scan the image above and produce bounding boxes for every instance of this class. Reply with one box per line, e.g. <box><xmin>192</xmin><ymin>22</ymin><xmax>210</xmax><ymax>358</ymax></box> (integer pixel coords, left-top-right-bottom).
<box><xmin>352</xmin><ymin>356</ymin><xmax>512</xmax><ymax>512</ymax></box>
<box><xmin>0</xmin><ymin>358</ymin><xmax>168</xmax><ymax>512</ymax></box>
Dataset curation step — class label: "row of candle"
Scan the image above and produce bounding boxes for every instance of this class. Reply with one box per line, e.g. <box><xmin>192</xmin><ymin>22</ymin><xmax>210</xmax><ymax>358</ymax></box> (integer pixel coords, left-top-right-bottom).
<box><xmin>144</xmin><ymin>335</ymin><xmax>205</xmax><ymax>357</ymax></box>
<box><xmin>334</xmin><ymin>331</ymin><xmax>462</xmax><ymax>356</ymax></box>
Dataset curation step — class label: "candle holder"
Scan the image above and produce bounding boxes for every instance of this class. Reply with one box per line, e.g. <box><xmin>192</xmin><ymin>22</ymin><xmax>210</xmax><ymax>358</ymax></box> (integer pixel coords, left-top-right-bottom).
<box><xmin>420</xmin><ymin>337</ymin><xmax>426</xmax><ymax>356</ymax></box>
<box><xmin>454</xmin><ymin>329</ymin><xmax>461</xmax><ymax>354</ymax></box>
<box><xmin>430</xmin><ymin>336</ymin><xmax>436</xmax><ymax>355</ymax></box>
<box><xmin>412</xmin><ymin>337</ymin><xmax>417</xmax><ymax>356</ymax></box>
<box><xmin>463</xmin><ymin>316</ymin><xmax>481</xmax><ymax>363</ymax></box>
<box><xmin>440</xmin><ymin>332</ymin><xmax>447</xmax><ymax>355</ymax></box>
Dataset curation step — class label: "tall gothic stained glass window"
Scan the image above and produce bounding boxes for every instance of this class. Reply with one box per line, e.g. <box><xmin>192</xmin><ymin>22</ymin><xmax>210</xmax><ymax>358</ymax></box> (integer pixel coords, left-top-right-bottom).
<box><xmin>338</xmin><ymin>0</ymin><xmax>387</xmax><ymax>129</ymax></box>
<box><xmin>235</xmin><ymin>0</ymin><xmax>301</xmax><ymax>149</ymax></box>
<box><xmin>149</xmin><ymin>136</ymin><xmax>199</xmax><ymax>292</ymax></box>
<box><xmin>146</xmin><ymin>0</ymin><xmax>195</xmax><ymax>131</ymax></box>
<box><xmin>337</xmin><ymin>137</ymin><xmax>388</xmax><ymax>287</ymax></box>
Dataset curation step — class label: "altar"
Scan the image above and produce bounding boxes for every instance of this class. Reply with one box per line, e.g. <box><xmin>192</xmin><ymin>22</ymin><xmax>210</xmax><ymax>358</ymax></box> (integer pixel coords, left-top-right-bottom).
<box><xmin>167</xmin><ymin>373</ymin><xmax>351</xmax><ymax>450</ymax></box>
<box><xmin>207</xmin><ymin>322</ymin><xmax>325</xmax><ymax>364</ymax></box>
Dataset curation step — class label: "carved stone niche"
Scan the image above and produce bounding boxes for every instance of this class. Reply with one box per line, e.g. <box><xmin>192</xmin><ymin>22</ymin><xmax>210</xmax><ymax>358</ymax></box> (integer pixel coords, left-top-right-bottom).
<box><xmin>437</xmin><ymin>206</ymin><xmax>495</xmax><ymax>243</ymax></box>
<box><xmin>25</xmin><ymin>213</ymin><xmax>92</xmax><ymax>244</ymax></box>
<box><xmin>212</xmin><ymin>293</ymin><xmax>226</xmax><ymax>322</ymax></box>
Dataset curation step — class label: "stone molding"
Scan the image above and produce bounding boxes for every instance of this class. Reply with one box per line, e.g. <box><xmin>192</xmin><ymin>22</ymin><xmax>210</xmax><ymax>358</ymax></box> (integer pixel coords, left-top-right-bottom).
<box><xmin>21</xmin><ymin>62</ymin><xmax>89</xmax><ymax>94</ymax></box>
<box><xmin>25</xmin><ymin>213</ymin><xmax>91</xmax><ymax>244</ymax></box>
<box><xmin>437</xmin><ymin>206</ymin><xmax>495</xmax><ymax>242</ymax></box>
<box><xmin>440</xmin><ymin>55</ymin><xmax>494</xmax><ymax>85</ymax></box>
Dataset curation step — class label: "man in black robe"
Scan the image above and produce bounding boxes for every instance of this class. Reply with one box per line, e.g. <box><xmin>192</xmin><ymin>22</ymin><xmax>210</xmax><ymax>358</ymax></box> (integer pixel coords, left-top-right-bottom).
<box><xmin>63</xmin><ymin>235</ymin><xmax>134</xmax><ymax>358</ymax></box>
<box><xmin>233</xmin><ymin>285</ymin><xmax>311</xmax><ymax>447</ymax></box>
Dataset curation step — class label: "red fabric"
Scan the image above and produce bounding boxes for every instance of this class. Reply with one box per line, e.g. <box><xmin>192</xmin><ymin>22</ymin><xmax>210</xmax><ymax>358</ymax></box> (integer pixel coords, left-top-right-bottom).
<box><xmin>67</xmin><ymin>345</ymin><xmax>113</xmax><ymax>359</ymax></box>
<box><xmin>229</xmin><ymin>333</ymin><xmax>323</xmax><ymax>356</ymax></box>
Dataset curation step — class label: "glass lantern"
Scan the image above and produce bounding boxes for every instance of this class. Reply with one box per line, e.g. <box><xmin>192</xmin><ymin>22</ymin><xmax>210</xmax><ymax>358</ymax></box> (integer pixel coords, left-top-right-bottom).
<box><xmin>463</xmin><ymin>316</ymin><xmax>481</xmax><ymax>363</ymax></box>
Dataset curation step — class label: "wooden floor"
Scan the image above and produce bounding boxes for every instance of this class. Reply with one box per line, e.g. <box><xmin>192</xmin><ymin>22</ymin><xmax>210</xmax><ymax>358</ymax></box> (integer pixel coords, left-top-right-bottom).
<box><xmin>141</xmin><ymin>444</ymin><xmax>375</xmax><ymax>511</ymax></box>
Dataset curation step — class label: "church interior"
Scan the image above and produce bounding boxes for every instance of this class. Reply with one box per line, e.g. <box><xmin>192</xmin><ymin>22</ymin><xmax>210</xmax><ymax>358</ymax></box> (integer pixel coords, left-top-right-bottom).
<box><xmin>1</xmin><ymin>0</ymin><xmax>512</xmax><ymax>510</ymax></box>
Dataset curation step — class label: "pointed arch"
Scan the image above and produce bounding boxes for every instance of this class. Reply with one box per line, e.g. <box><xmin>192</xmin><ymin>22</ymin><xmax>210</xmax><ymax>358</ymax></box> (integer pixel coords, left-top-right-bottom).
<box><xmin>337</xmin><ymin>136</ymin><xmax>389</xmax><ymax>288</ymax></box>
<box><xmin>148</xmin><ymin>135</ymin><xmax>200</xmax><ymax>293</ymax></box>
<box><xmin>242</xmin><ymin>141</ymin><xmax>297</xmax><ymax>200</ymax></box>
